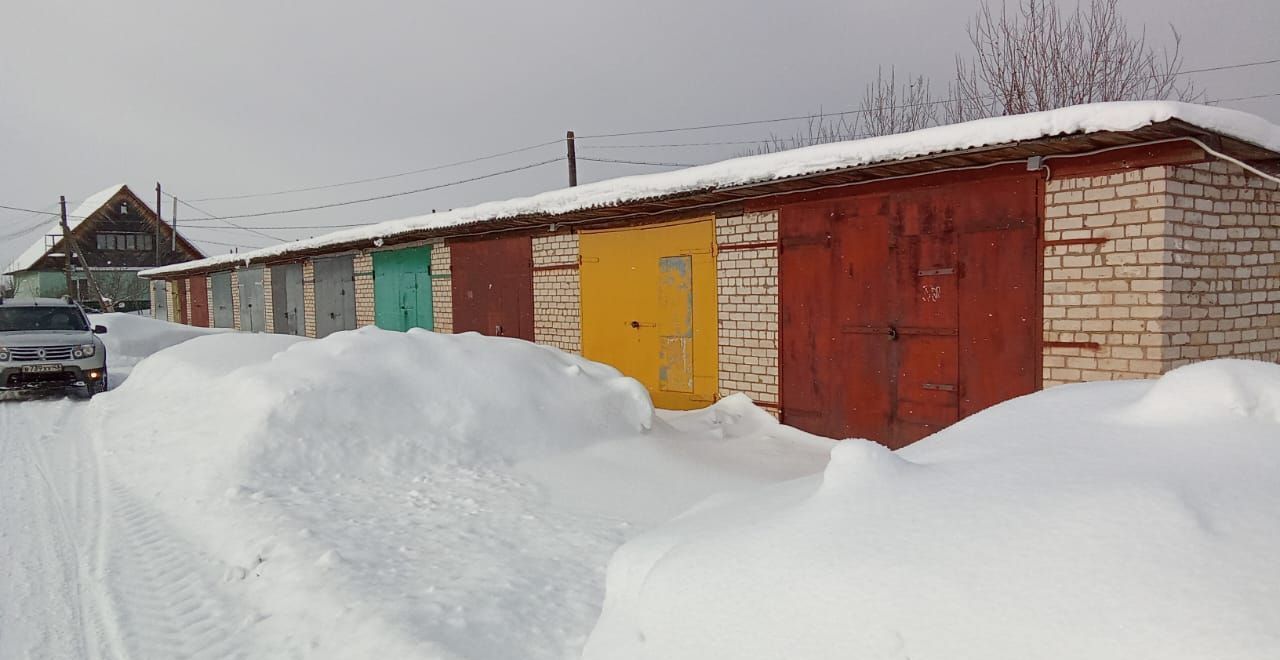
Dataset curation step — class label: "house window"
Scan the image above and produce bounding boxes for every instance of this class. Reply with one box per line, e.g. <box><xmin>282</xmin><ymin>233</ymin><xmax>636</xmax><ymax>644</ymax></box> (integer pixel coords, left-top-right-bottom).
<box><xmin>95</xmin><ymin>232</ymin><xmax>154</xmax><ymax>251</ymax></box>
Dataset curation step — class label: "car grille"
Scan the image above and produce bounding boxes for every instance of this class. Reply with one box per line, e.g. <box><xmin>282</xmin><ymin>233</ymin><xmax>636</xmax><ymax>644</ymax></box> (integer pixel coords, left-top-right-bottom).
<box><xmin>8</xmin><ymin>346</ymin><xmax>76</xmax><ymax>362</ymax></box>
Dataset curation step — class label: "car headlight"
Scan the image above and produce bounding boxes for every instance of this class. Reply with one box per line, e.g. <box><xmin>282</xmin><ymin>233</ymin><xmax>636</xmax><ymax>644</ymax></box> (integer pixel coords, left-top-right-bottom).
<box><xmin>75</xmin><ymin>344</ymin><xmax>95</xmax><ymax>359</ymax></box>
<box><xmin>0</xmin><ymin>347</ymin><xmax>8</xmax><ymax>361</ymax></box>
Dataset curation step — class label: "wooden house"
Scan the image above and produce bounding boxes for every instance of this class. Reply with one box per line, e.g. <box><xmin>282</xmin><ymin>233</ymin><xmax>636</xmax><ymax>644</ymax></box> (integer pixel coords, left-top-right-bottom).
<box><xmin>5</xmin><ymin>184</ymin><xmax>204</xmax><ymax>312</ymax></box>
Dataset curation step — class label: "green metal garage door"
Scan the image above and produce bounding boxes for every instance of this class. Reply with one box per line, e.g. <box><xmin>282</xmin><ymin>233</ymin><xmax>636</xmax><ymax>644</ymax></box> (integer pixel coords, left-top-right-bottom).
<box><xmin>373</xmin><ymin>245</ymin><xmax>433</xmax><ymax>332</ymax></box>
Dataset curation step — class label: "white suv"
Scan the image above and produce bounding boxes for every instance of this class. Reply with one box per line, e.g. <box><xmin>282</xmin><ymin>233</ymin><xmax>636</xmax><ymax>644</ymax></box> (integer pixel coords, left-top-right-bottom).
<box><xmin>0</xmin><ymin>298</ymin><xmax>109</xmax><ymax>398</ymax></box>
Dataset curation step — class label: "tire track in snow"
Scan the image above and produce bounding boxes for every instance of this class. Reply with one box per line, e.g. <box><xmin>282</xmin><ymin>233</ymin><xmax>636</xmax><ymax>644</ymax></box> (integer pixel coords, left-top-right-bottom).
<box><xmin>98</xmin><ymin>479</ymin><xmax>255</xmax><ymax>660</ymax></box>
<box><xmin>21</xmin><ymin>403</ymin><xmax>97</xmax><ymax>660</ymax></box>
<box><xmin>0</xmin><ymin>399</ymin><xmax>105</xmax><ymax>658</ymax></box>
<box><xmin>2</xmin><ymin>398</ymin><xmax>258</xmax><ymax>659</ymax></box>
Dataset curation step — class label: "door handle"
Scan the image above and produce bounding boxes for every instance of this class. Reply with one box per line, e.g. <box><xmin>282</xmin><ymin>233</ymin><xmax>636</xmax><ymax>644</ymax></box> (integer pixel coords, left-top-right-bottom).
<box><xmin>887</xmin><ymin>325</ymin><xmax>898</xmax><ymax>341</ymax></box>
<box><xmin>629</xmin><ymin>320</ymin><xmax>656</xmax><ymax>329</ymax></box>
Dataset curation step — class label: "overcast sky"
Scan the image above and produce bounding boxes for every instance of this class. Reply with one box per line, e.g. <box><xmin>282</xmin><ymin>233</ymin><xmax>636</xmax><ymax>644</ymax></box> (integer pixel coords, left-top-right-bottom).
<box><xmin>2</xmin><ymin>0</ymin><xmax>1277</xmax><ymax>267</ymax></box>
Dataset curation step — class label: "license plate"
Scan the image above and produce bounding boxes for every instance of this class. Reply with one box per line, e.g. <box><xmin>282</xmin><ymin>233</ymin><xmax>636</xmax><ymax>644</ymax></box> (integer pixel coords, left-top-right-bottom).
<box><xmin>21</xmin><ymin>364</ymin><xmax>63</xmax><ymax>374</ymax></box>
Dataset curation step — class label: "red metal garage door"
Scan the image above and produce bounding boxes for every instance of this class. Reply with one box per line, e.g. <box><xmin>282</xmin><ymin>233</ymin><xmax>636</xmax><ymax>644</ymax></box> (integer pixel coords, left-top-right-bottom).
<box><xmin>450</xmin><ymin>236</ymin><xmax>535</xmax><ymax>340</ymax></box>
<box><xmin>780</xmin><ymin>169</ymin><xmax>1040</xmax><ymax>448</ymax></box>
<box><xmin>188</xmin><ymin>276</ymin><xmax>210</xmax><ymax>327</ymax></box>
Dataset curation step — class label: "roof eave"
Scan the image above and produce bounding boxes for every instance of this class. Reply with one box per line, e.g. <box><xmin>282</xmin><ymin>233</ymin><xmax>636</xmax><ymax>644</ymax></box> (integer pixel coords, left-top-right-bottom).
<box><xmin>142</xmin><ymin>119</ymin><xmax>1279</xmax><ymax>279</ymax></box>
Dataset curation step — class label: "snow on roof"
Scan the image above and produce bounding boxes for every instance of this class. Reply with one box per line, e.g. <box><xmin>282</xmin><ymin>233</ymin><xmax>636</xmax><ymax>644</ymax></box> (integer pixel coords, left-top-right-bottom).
<box><xmin>142</xmin><ymin>101</ymin><xmax>1280</xmax><ymax>278</ymax></box>
<box><xmin>4</xmin><ymin>184</ymin><xmax>128</xmax><ymax>275</ymax></box>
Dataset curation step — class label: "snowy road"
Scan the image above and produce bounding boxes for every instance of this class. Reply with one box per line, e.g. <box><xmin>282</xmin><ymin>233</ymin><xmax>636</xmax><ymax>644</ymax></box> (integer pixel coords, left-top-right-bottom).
<box><xmin>0</xmin><ymin>399</ymin><xmax>257</xmax><ymax>660</ymax></box>
<box><xmin>0</xmin><ymin>318</ymin><xmax>833</xmax><ymax>659</ymax></box>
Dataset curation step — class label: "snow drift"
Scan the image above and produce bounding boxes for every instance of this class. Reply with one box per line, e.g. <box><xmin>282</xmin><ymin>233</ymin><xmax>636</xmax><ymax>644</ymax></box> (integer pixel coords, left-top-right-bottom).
<box><xmin>97</xmin><ymin>327</ymin><xmax>653</xmax><ymax>484</ymax></box>
<box><xmin>88</xmin><ymin>326</ymin><xmax>831</xmax><ymax>659</ymax></box>
<box><xmin>583</xmin><ymin>359</ymin><xmax>1280</xmax><ymax>660</ymax></box>
<box><xmin>88</xmin><ymin>312</ymin><xmax>225</xmax><ymax>384</ymax></box>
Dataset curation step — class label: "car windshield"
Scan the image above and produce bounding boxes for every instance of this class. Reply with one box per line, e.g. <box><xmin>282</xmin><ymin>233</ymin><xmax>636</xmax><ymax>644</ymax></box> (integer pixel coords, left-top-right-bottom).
<box><xmin>0</xmin><ymin>306</ymin><xmax>90</xmax><ymax>332</ymax></box>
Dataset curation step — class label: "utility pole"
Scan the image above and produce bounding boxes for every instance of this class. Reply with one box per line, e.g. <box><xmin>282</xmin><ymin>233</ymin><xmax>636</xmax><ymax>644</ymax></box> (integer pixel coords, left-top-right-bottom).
<box><xmin>60</xmin><ymin>196</ymin><xmax>73</xmax><ymax>299</ymax></box>
<box><xmin>172</xmin><ymin>195</ymin><xmax>178</xmax><ymax>251</ymax></box>
<box><xmin>155</xmin><ymin>182</ymin><xmax>163</xmax><ymax>266</ymax></box>
<box><xmin>566</xmin><ymin>130</ymin><xmax>578</xmax><ymax>187</ymax></box>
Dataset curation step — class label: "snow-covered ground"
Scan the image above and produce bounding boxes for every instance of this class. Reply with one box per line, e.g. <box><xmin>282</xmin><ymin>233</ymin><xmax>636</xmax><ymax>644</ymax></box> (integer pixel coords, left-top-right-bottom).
<box><xmin>0</xmin><ymin>317</ymin><xmax>829</xmax><ymax>659</ymax></box>
<box><xmin>2</xmin><ymin>316</ymin><xmax>1278</xmax><ymax>659</ymax></box>
<box><xmin>584</xmin><ymin>360</ymin><xmax>1280</xmax><ymax>660</ymax></box>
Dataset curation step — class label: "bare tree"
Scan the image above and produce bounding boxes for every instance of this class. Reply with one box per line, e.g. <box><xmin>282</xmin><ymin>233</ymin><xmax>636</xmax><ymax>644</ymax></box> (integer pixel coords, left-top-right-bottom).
<box><xmin>747</xmin><ymin>68</ymin><xmax>936</xmax><ymax>154</ymax></box>
<box><xmin>860</xmin><ymin>67</ymin><xmax>938</xmax><ymax>137</ymax></box>
<box><xmin>948</xmin><ymin>0</ymin><xmax>1198</xmax><ymax>120</ymax></box>
<box><xmin>749</xmin><ymin>0</ymin><xmax>1196</xmax><ymax>154</ymax></box>
<box><xmin>748</xmin><ymin>112</ymin><xmax>865</xmax><ymax>155</ymax></box>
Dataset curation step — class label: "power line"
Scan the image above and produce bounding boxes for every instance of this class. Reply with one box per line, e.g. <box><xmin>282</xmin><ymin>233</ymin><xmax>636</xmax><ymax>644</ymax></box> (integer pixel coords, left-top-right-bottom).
<box><xmin>0</xmin><ymin>215</ymin><xmax>55</xmax><ymax>240</ymax></box>
<box><xmin>0</xmin><ymin>203</ymin><xmax>60</xmax><ymax>216</ymax></box>
<box><xmin>584</xmin><ymin>138</ymin><xmax>781</xmax><ymax>149</ymax></box>
<box><xmin>188</xmin><ymin>138</ymin><xmax>563</xmax><ymax>202</ymax></box>
<box><xmin>189</xmin><ymin>236</ymin><xmax>271</xmax><ymax>250</ymax></box>
<box><xmin>576</xmin><ymin>57</ymin><xmax>1280</xmax><ymax>139</ymax></box>
<box><xmin>578</xmin><ymin>156</ymin><xmax>699</xmax><ymax>168</ymax></box>
<box><xmin>164</xmin><ymin>193</ymin><xmax>288</xmax><ymax>242</ymax></box>
<box><xmin>172</xmin><ymin>157</ymin><xmax>563</xmax><ymax>222</ymax></box>
<box><xmin>1208</xmin><ymin>91</ymin><xmax>1280</xmax><ymax>104</ymax></box>
<box><xmin>174</xmin><ymin>222</ymin><xmax>374</xmax><ymax>231</ymax></box>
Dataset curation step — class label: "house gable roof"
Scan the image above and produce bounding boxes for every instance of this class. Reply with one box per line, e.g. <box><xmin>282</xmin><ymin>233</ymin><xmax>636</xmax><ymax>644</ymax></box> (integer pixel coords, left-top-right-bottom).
<box><xmin>5</xmin><ymin>184</ymin><xmax>205</xmax><ymax>275</ymax></box>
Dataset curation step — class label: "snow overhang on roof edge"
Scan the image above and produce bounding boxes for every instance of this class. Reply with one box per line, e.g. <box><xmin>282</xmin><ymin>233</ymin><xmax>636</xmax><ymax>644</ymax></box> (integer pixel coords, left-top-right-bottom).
<box><xmin>141</xmin><ymin>101</ymin><xmax>1280</xmax><ymax>279</ymax></box>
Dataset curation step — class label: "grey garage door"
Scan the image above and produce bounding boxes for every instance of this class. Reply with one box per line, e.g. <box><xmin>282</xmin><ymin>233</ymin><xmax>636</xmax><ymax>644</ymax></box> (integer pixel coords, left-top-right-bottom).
<box><xmin>271</xmin><ymin>263</ymin><xmax>305</xmax><ymax>336</ymax></box>
<box><xmin>210</xmin><ymin>271</ymin><xmax>234</xmax><ymax>328</ymax></box>
<box><xmin>237</xmin><ymin>267</ymin><xmax>266</xmax><ymax>332</ymax></box>
<box><xmin>313</xmin><ymin>255</ymin><xmax>356</xmax><ymax>338</ymax></box>
<box><xmin>151</xmin><ymin>280</ymin><xmax>168</xmax><ymax>320</ymax></box>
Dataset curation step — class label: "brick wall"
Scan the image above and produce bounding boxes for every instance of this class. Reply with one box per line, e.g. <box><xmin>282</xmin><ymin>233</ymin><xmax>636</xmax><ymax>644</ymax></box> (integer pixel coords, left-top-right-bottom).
<box><xmin>532</xmin><ymin>232</ymin><xmax>582</xmax><ymax>353</ymax></box>
<box><xmin>230</xmin><ymin>270</ymin><xmax>241</xmax><ymax>331</ymax></box>
<box><xmin>1165</xmin><ymin>162</ymin><xmax>1280</xmax><ymax>365</ymax></box>
<box><xmin>1042</xmin><ymin>160</ymin><xmax>1280</xmax><ymax>386</ymax></box>
<box><xmin>149</xmin><ymin>280</ymin><xmax>160</xmax><ymax>319</ymax></box>
<box><xmin>354</xmin><ymin>251</ymin><xmax>375</xmax><ymax>327</ymax></box>
<box><xmin>430</xmin><ymin>244</ymin><xmax>452</xmax><ymax>333</ymax></box>
<box><xmin>206</xmin><ymin>276</ymin><xmax>214</xmax><ymax>328</ymax></box>
<box><xmin>715</xmin><ymin>210</ymin><xmax>780</xmax><ymax>409</ymax></box>
<box><xmin>184</xmin><ymin>278</ymin><xmax>193</xmax><ymax>326</ymax></box>
<box><xmin>261</xmin><ymin>267</ymin><xmax>275</xmax><ymax>333</ymax></box>
<box><xmin>303</xmin><ymin>260</ymin><xmax>317</xmax><ymax>338</ymax></box>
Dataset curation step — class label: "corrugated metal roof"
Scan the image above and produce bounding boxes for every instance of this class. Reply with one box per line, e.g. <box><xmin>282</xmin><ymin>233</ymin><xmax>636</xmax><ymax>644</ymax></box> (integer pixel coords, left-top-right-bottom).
<box><xmin>142</xmin><ymin>101</ymin><xmax>1280</xmax><ymax>278</ymax></box>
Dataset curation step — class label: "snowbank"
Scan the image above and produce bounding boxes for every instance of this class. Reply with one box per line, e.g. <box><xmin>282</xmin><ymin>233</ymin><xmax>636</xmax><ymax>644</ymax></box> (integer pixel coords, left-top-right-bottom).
<box><xmin>90</xmin><ymin>328</ymin><xmax>830</xmax><ymax>658</ymax></box>
<box><xmin>104</xmin><ymin>327</ymin><xmax>651</xmax><ymax>475</ymax></box>
<box><xmin>88</xmin><ymin>312</ymin><xmax>226</xmax><ymax>385</ymax></box>
<box><xmin>142</xmin><ymin>101</ymin><xmax>1280</xmax><ymax>279</ymax></box>
<box><xmin>584</xmin><ymin>359</ymin><xmax>1280</xmax><ymax>660</ymax></box>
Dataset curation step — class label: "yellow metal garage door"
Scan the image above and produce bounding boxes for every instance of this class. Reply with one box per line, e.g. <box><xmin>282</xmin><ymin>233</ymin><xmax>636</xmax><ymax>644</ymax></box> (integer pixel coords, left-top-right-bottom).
<box><xmin>580</xmin><ymin>218</ymin><xmax>717</xmax><ymax>409</ymax></box>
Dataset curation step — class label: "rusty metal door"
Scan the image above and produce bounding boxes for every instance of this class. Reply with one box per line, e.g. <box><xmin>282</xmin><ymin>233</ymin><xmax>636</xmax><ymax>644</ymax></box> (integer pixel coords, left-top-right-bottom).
<box><xmin>313</xmin><ymin>255</ymin><xmax>356</xmax><ymax>338</ymax></box>
<box><xmin>779</xmin><ymin>171</ymin><xmax>1039</xmax><ymax>448</ymax></box>
<box><xmin>210</xmin><ymin>272</ymin><xmax>234</xmax><ymax>328</ymax></box>
<box><xmin>237</xmin><ymin>267</ymin><xmax>266</xmax><ymax>333</ymax></box>
<box><xmin>271</xmin><ymin>263</ymin><xmax>305</xmax><ymax>336</ymax></box>
<box><xmin>450</xmin><ymin>236</ymin><xmax>534</xmax><ymax>340</ymax></box>
<box><xmin>189</xmin><ymin>276</ymin><xmax>210</xmax><ymax>327</ymax></box>
<box><xmin>779</xmin><ymin>205</ymin><xmax>839</xmax><ymax>432</ymax></box>
<box><xmin>893</xmin><ymin>209</ymin><xmax>961</xmax><ymax>442</ymax></box>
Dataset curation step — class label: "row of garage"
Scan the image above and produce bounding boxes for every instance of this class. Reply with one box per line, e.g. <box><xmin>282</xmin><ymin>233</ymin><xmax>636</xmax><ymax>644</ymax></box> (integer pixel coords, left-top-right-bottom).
<box><xmin>142</xmin><ymin>108</ymin><xmax>1280</xmax><ymax>448</ymax></box>
<box><xmin>150</xmin><ymin>168</ymin><xmax>1044</xmax><ymax>447</ymax></box>
<box><xmin>155</xmin><ymin>248</ymin><xmax>427</xmax><ymax>336</ymax></box>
